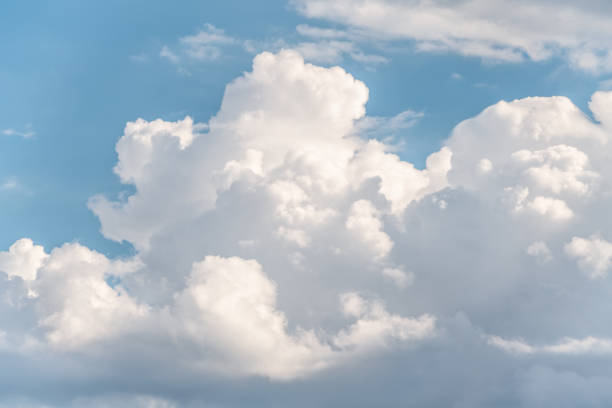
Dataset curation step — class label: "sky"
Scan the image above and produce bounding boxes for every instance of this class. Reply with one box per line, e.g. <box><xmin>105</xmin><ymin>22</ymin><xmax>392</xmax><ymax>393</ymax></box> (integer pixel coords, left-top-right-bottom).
<box><xmin>2</xmin><ymin>0</ymin><xmax>612</xmax><ymax>406</ymax></box>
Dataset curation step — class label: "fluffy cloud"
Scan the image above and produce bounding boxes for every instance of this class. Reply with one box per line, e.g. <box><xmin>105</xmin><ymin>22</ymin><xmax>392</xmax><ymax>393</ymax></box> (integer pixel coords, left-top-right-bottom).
<box><xmin>4</xmin><ymin>50</ymin><xmax>612</xmax><ymax>406</ymax></box>
<box><xmin>335</xmin><ymin>292</ymin><xmax>434</xmax><ymax>350</ymax></box>
<box><xmin>0</xmin><ymin>239</ymin><xmax>47</xmax><ymax>281</ymax></box>
<box><xmin>345</xmin><ymin>200</ymin><xmax>393</xmax><ymax>259</ymax></box>
<box><xmin>381</xmin><ymin>266</ymin><xmax>412</xmax><ymax>288</ymax></box>
<box><xmin>293</xmin><ymin>0</ymin><xmax>612</xmax><ymax>72</ymax></box>
<box><xmin>526</xmin><ymin>240</ymin><xmax>553</xmax><ymax>264</ymax></box>
<box><xmin>565</xmin><ymin>235</ymin><xmax>612</xmax><ymax>278</ymax></box>
<box><xmin>1</xmin><ymin>244</ymin><xmax>434</xmax><ymax>381</ymax></box>
<box><xmin>33</xmin><ymin>243</ymin><xmax>148</xmax><ymax>348</ymax></box>
<box><xmin>1</xmin><ymin>51</ymin><xmax>441</xmax><ymax>401</ymax></box>
<box><xmin>174</xmin><ymin>257</ymin><xmax>433</xmax><ymax>379</ymax></box>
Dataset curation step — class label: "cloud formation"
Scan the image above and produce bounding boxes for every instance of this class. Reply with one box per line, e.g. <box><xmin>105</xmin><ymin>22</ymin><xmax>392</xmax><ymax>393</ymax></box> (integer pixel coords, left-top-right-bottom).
<box><xmin>294</xmin><ymin>0</ymin><xmax>612</xmax><ymax>72</ymax></box>
<box><xmin>2</xmin><ymin>128</ymin><xmax>35</xmax><ymax>139</ymax></box>
<box><xmin>160</xmin><ymin>24</ymin><xmax>237</xmax><ymax>66</ymax></box>
<box><xmin>3</xmin><ymin>50</ymin><xmax>612</xmax><ymax>406</ymax></box>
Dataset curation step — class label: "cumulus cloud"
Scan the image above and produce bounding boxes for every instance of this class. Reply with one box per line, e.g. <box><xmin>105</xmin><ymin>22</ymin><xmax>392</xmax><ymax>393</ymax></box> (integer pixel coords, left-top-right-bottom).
<box><xmin>293</xmin><ymin>0</ymin><xmax>612</xmax><ymax>73</ymax></box>
<box><xmin>4</xmin><ymin>50</ymin><xmax>612</xmax><ymax>406</ymax></box>
<box><xmin>346</xmin><ymin>200</ymin><xmax>393</xmax><ymax>260</ymax></box>
<box><xmin>1</xmin><ymin>244</ymin><xmax>434</xmax><ymax>381</ymax></box>
<box><xmin>381</xmin><ymin>267</ymin><xmax>413</xmax><ymax>288</ymax></box>
<box><xmin>335</xmin><ymin>292</ymin><xmax>435</xmax><ymax>350</ymax></box>
<box><xmin>0</xmin><ymin>51</ymin><xmax>443</xmax><ymax>403</ymax></box>
<box><xmin>565</xmin><ymin>235</ymin><xmax>612</xmax><ymax>278</ymax></box>
<box><xmin>33</xmin><ymin>243</ymin><xmax>148</xmax><ymax>349</ymax></box>
<box><xmin>526</xmin><ymin>241</ymin><xmax>553</xmax><ymax>264</ymax></box>
<box><xmin>0</xmin><ymin>239</ymin><xmax>47</xmax><ymax>281</ymax></box>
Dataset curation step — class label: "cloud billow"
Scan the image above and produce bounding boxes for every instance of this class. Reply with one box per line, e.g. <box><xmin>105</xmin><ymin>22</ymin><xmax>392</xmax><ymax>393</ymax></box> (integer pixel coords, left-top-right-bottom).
<box><xmin>2</xmin><ymin>50</ymin><xmax>612</xmax><ymax>406</ymax></box>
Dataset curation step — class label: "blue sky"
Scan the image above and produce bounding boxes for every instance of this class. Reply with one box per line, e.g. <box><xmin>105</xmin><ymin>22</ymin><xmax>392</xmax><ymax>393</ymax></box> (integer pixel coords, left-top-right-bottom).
<box><xmin>1</xmin><ymin>0</ymin><xmax>605</xmax><ymax>256</ymax></box>
<box><xmin>4</xmin><ymin>1</ymin><xmax>612</xmax><ymax>407</ymax></box>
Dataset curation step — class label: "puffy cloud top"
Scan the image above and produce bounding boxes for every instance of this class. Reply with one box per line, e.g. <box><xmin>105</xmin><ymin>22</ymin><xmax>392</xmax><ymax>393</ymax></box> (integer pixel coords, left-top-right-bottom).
<box><xmin>3</xmin><ymin>51</ymin><xmax>612</xmax><ymax>406</ymax></box>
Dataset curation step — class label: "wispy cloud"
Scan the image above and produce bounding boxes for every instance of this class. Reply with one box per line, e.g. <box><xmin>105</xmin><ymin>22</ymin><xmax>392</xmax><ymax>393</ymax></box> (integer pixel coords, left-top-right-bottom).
<box><xmin>3</xmin><ymin>127</ymin><xmax>35</xmax><ymax>139</ymax></box>
<box><xmin>599</xmin><ymin>78</ymin><xmax>612</xmax><ymax>90</ymax></box>
<box><xmin>159</xmin><ymin>22</ymin><xmax>387</xmax><ymax>70</ymax></box>
<box><xmin>129</xmin><ymin>53</ymin><xmax>149</xmax><ymax>63</ymax></box>
<box><xmin>243</xmin><ymin>25</ymin><xmax>388</xmax><ymax>66</ymax></box>
<box><xmin>296</xmin><ymin>24</ymin><xmax>351</xmax><ymax>40</ymax></box>
<box><xmin>294</xmin><ymin>0</ymin><xmax>612</xmax><ymax>74</ymax></box>
<box><xmin>160</xmin><ymin>24</ymin><xmax>237</xmax><ymax>65</ymax></box>
<box><xmin>356</xmin><ymin>109</ymin><xmax>424</xmax><ymax>142</ymax></box>
<box><xmin>159</xmin><ymin>45</ymin><xmax>180</xmax><ymax>63</ymax></box>
<box><xmin>0</xmin><ymin>177</ymin><xmax>19</xmax><ymax>191</ymax></box>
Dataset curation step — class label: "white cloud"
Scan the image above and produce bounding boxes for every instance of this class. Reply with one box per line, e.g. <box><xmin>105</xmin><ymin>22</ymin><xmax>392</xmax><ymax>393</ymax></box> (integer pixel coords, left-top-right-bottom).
<box><xmin>527</xmin><ymin>196</ymin><xmax>573</xmax><ymax>221</ymax></box>
<box><xmin>565</xmin><ymin>235</ymin><xmax>612</xmax><ymax>278</ymax></box>
<box><xmin>511</xmin><ymin>145</ymin><xmax>598</xmax><ymax>196</ymax></box>
<box><xmin>356</xmin><ymin>109</ymin><xmax>424</xmax><ymax>140</ymax></box>
<box><xmin>477</xmin><ymin>158</ymin><xmax>493</xmax><ymax>173</ymax></box>
<box><xmin>488</xmin><ymin>335</ymin><xmax>612</xmax><ymax>355</ymax></box>
<box><xmin>159</xmin><ymin>45</ymin><xmax>179</xmax><ymax>63</ymax></box>
<box><xmin>173</xmin><ymin>256</ymin><xmax>434</xmax><ymax>379</ymax></box>
<box><xmin>246</xmin><ymin>38</ymin><xmax>388</xmax><ymax>66</ymax></box>
<box><xmin>1</xmin><ymin>246</ymin><xmax>433</xmax><ymax>380</ymax></box>
<box><xmin>527</xmin><ymin>241</ymin><xmax>553</xmax><ymax>264</ymax></box>
<box><xmin>294</xmin><ymin>0</ymin><xmax>612</xmax><ymax>73</ymax></box>
<box><xmin>160</xmin><ymin>24</ymin><xmax>236</xmax><ymax>64</ymax></box>
<box><xmin>172</xmin><ymin>255</ymin><xmax>333</xmax><ymax>379</ymax></box>
<box><xmin>348</xmin><ymin>141</ymin><xmax>451</xmax><ymax>215</ymax></box>
<box><xmin>5</xmin><ymin>50</ymin><xmax>612</xmax><ymax>405</ymax></box>
<box><xmin>0</xmin><ymin>238</ymin><xmax>47</xmax><ymax>281</ymax></box>
<box><xmin>3</xmin><ymin>128</ymin><xmax>35</xmax><ymax>139</ymax></box>
<box><xmin>544</xmin><ymin>337</ymin><xmax>612</xmax><ymax>355</ymax></box>
<box><xmin>346</xmin><ymin>200</ymin><xmax>393</xmax><ymax>260</ymax></box>
<box><xmin>445</xmin><ymin>93</ymin><xmax>612</xmax><ymax>225</ymax></box>
<box><xmin>291</xmin><ymin>40</ymin><xmax>355</xmax><ymax>64</ymax></box>
<box><xmin>179</xmin><ymin>23</ymin><xmax>235</xmax><ymax>60</ymax></box>
<box><xmin>0</xmin><ymin>177</ymin><xmax>19</xmax><ymax>191</ymax></box>
<box><xmin>245</xmin><ymin>23</ymin><xmax>387</xmax><ymax>66</ymax></box>
<box><xmin>277</xmin><ymin>226</ymin><xmax>311</xmax><ymax>248</ymax></box>
<box><xmin>335</xmin><ymin>292</ymin><xmax>435</xmax><ymax>350</ymax></box>
<box><xmin>381</xmin><ymin>267</ymin><xmax>413</xmax><ymax>288</ymax></box>
<box><xmin>34</xmin><ymin>243</ymin><xmax>149</xmax><ymax>348</ymax></box>
<box><xmin>90</xmin><ymin>50</ymin><xmax>439</xmax><ymax>251</ymax></box>
<box><xmin>590</xmin><ymin>90</ymin><xmax>612</xmax><ymax>128</ymax></box>
<box><xmin>296</xmin><ymin>24</ymin><xmax>351</xmax><ymax>40</ymax></box>
<box><xmin>486</xmin><ymin>335</ymin><xmax>535</xmax><ymax>355</ymax></box>
<box><xmin>0</xmin><ymin>51</ymin><xmax>442</xmax><ymax>389</ymax></box>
